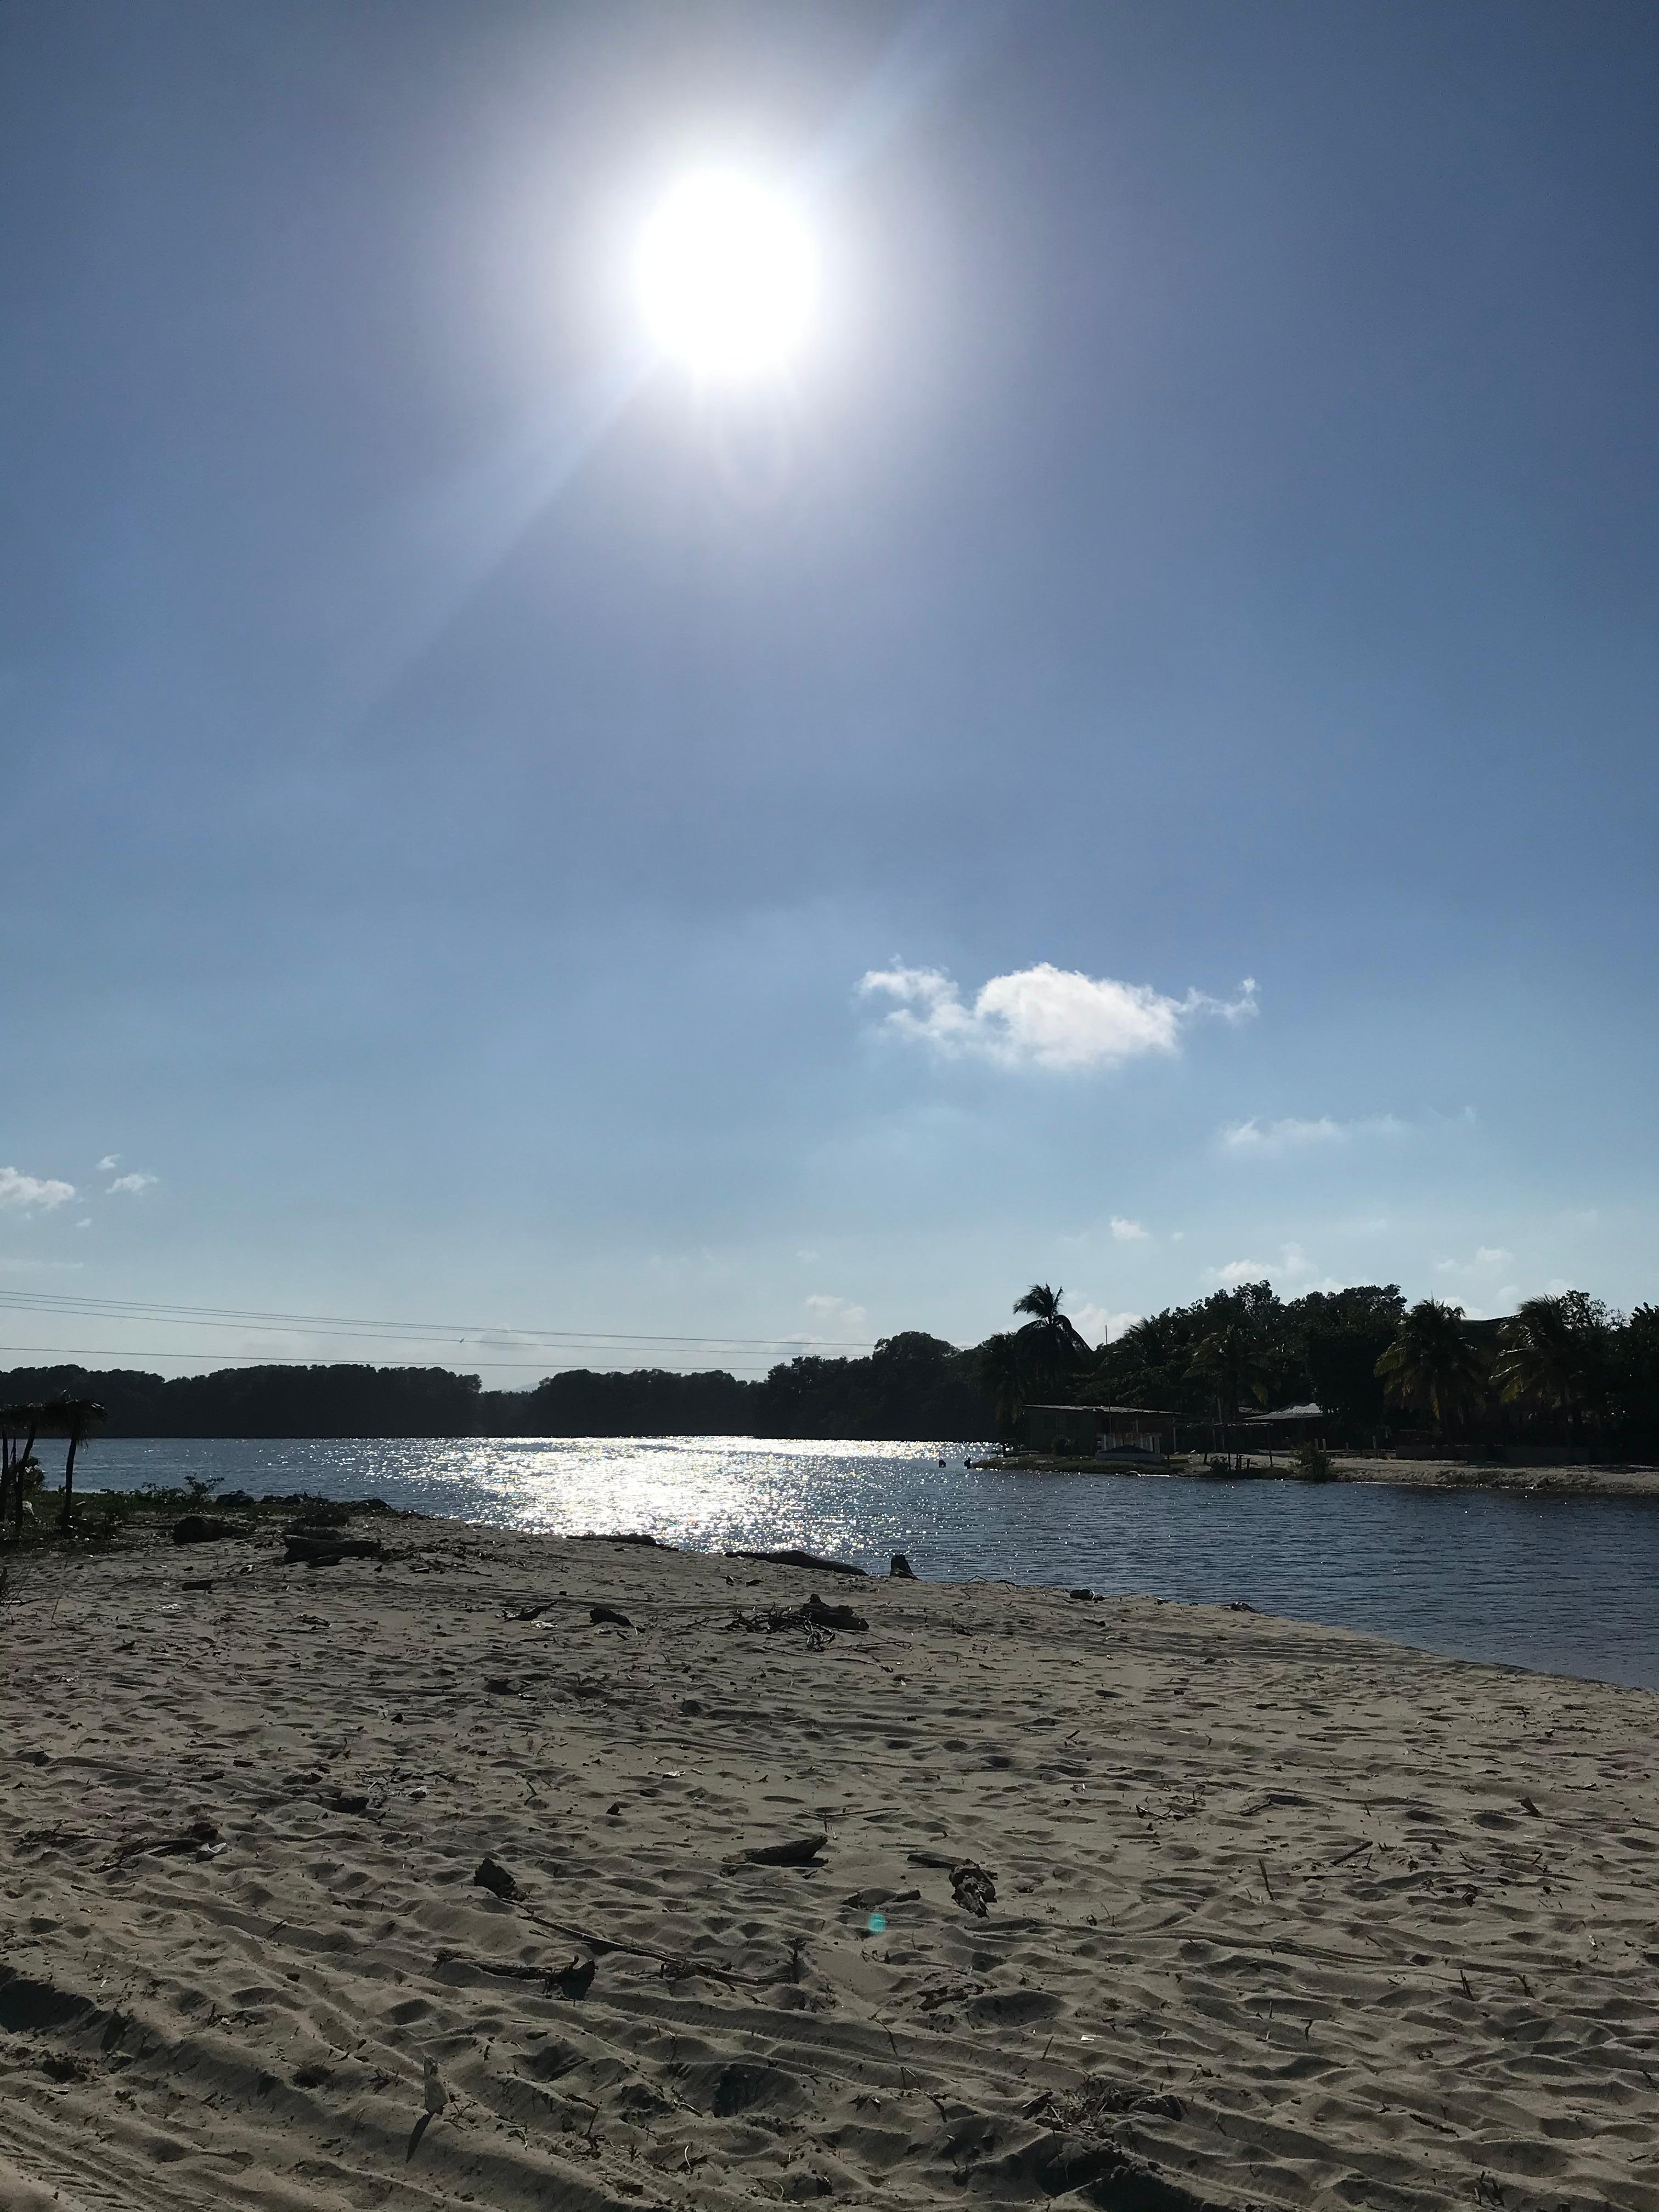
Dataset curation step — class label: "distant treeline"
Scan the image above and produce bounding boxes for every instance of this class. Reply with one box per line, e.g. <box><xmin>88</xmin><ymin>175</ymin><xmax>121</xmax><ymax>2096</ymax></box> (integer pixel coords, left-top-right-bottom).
<box><xmin>0</xmin><ymin>1331</ymin><xmax>992</xmax><ymax>1443</ymax></box>
<box><xmin>5</xmin><ymin>1279</ymin><xmax>1656</xmax><ymax>1452</ymax></box>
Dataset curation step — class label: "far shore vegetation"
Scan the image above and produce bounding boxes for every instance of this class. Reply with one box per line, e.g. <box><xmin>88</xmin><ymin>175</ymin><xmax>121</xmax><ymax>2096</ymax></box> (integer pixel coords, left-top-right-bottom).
<box><xmin>2</xmin><ymin>1285</ymin><xmax>1657</xmax><ymax>1500</ymax></box>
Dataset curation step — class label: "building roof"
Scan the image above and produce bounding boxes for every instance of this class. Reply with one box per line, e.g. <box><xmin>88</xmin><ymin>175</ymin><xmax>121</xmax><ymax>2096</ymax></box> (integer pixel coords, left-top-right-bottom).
<box><xmin>0</xmin><ymin>1398</ymin><xmax>106</xmax><ymax>1438</ymax></box>
<box><xmin>1026</xmin><ymin>1403</ymin><xmax>1176</xmax><ymax>1418</ymax></box>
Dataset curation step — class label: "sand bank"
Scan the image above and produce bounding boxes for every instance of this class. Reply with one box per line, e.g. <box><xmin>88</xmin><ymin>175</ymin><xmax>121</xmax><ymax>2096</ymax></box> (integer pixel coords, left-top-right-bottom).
<box><xmin>982</xmin><ymin>1452</ymin><xmax>1659</xmax><ymax>1500</ymax></box>
<box><xmin>2</xmin><ymin>1514</ymin><xmax>1655</xmax><ymax>2211</ymax></box>
<box><xmin>1329</xmin><ymin>1455</ymin><xmax>1659</xmax><ymax>1501</ymax></box>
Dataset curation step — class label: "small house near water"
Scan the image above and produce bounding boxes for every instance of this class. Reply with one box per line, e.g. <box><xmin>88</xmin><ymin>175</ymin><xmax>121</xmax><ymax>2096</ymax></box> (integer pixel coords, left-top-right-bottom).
<box><xmin>1023</xmin><ymin>1404</ymin><xmax>1177</xmax><ymax>1461</ymax></box>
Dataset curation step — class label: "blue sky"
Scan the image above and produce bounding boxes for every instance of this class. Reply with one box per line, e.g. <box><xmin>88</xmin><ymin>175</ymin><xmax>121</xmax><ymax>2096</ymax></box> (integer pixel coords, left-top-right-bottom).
<box><xmin>2</xmin><ymin>1</ymin><xmax>1655</xmax><ymax>1379</ymax></box>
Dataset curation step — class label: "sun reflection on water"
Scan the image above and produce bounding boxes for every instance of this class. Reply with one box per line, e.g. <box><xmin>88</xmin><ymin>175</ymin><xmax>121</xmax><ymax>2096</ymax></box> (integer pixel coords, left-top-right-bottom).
<box><xmin>76</xmin><ymin>1433</ymin><xmax>1659</xmax><ymax>1689</ymax></box>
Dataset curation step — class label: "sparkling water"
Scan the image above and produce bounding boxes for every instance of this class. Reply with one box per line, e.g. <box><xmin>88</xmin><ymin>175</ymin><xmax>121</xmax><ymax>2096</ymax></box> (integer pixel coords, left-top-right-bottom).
<box><xmin>70</xmin><ymin>1432</ymin><xmax>1659</xmax><ymax>1690</ymax></box>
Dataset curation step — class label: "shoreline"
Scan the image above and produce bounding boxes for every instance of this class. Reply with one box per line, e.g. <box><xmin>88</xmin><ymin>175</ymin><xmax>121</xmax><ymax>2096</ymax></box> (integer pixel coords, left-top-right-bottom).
<box><xmin>16</xmin><ymin>1464</ymin><xmax>1659</xmax><ymax>1692</ymax></box>
<box><xmin>975</xmin><ymin>1449</ymin><xmax>1659</xmax><ymax>1501</ymax></box>
<box><xmin>2</xmin><ymin>1513</ymin><xmax>1655</xmax><ymax>2212</ymax></box>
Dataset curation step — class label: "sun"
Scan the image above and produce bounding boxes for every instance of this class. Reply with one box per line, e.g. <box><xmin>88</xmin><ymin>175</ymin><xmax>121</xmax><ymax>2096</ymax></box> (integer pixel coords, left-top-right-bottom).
<box><xmin>637</xmin><ymin>171</ymin><xmax>816</xmax><ymax>381</ymax></box>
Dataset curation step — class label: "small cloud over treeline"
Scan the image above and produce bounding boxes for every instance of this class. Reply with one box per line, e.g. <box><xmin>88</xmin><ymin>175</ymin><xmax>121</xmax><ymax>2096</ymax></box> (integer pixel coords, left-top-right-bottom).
<box><xmin>860</xmin><ymin>962</ymin><xmax>1256</xmax><ymax>1073</ymax></box>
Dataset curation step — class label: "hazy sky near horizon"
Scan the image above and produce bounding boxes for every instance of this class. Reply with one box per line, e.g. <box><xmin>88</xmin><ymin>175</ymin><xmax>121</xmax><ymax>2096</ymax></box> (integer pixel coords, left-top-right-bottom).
<box><xmin>3</xmin><ymin>0</ymin><xmax>1656</xmax><ymax>1379</ymax></box>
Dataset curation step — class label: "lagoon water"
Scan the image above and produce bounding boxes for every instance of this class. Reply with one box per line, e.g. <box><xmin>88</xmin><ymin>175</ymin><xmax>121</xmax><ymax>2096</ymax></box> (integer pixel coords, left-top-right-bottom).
<box><xmin>77</xmin><ymin>1433</ymin><xmax>1659</xmax><ymax>1690</ymax></box>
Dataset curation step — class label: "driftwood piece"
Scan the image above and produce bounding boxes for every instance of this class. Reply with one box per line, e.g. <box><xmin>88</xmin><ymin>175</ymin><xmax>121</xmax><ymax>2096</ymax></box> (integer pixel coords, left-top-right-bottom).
<box><xmin>172</xmin><ymin>1515</ymin><xmax>238</xmax><ymax>1544</ymax></box>
<box><xmin>473</xmin><ymin>1856</ymin><xmax>518</xmax><ymax>1900</ymax></box>
<box><xmin>434</xmin><ymin>1949</ymin><xmax>594</xmax><ymax>2000</ymax></box>
<box><xmin>725</xmin><ymin>1547</ymin><xmax>866</xmax><ymax>1577</ymax></box>
<box><xmin>517</xmin><ymin>1909</ymin><xmax>769</xmax><ymax>1987</ymax></box>
<box><xmin>283</xmin><ymin>1534</ymin><xmax>384</xmax><ymax>1566</ymax></box>
<box><xmin>733</xmin><ymin>1832</ymin><xmax>827</xmax><ymax>1868</ymax></box>
<box><xmin>805</xmin><ymin>1592</ymin><xmax>867</xmax><ymax>1631</ymax></box>
<box><xmin>589</xmin><ymin>1604</ymin><xmax>634</xmax><ymax>1628</ymax></box>
<box><xmin>907</xmin><ymin>1849</ymin><xmax>999</xmax><ymax>1915</ymax></box>
<box><xmin>726</xmin><ymin>1593</ymin><xmax>868</xmax><ymax>1637</ymax></box>
<box><xmin>1024</xmin><ymin>2083</ymin><xmax>1187</xmax><ymax>2131</ymax></box>
<box><xmin>950</xmin><ymin>1861</ymin><xmax>997</xmax><ymax>1916</ymax></box>
<box><xmin>105</xmin><ymin>1818</ymin><xmax>221</xmax><ymax>1869</ymax></box>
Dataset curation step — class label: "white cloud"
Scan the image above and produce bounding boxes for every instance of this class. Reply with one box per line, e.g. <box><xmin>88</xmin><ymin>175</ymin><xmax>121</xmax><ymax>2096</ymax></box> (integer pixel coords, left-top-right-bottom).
<box><xmin>1076</xmin><ymin>1302</ymin><xmax>1142</xmax><ymax>1345</ymax></box>
<box><xmin>1109</xmin><ymin>1216</ymin><xmax>1150</xmax><ymax>1243</ymax></box>
<box><xmin>1221</xmin><ymin>1114</ymin><xmax>1406</xmax><ymax>1154</ymax></box>
<box><xmin>1207</xmin><ymin>1259</ymin><xmax>1268</xmax><ymax>1288</ymax></box>
<box><xmin>1435</xmin><ymin>1246</ymin><xmax>1514</xmax><ymax>1277</ymax></box>
<box><xmin>1203</xmin><ymin>1244</ymin><xmax>1340</xmax><ymax>1293</ymax></box>
<box><xmin>106</xmin><ymin>1171</ymin><xmax>157</xmax><ymax>1195</ymax></box>
<box><xmin>97</xmin><ymin>1154</ymin><xmax>120</xmax><ymax>1172</ymax></box>
<box><xmin>859</xmin><ymin>963</ymin><xmax>1256</xmax><ymax>1073</ymax></box>
<box><xmin>1274</xmin><ymin>1243</ymin><xmax>1342</xmax><ymax>1292</ymax></box>
<box><xmin>0</xmin><ymin>1166</ymin><xmax>76</xmax><ymax>1212</ymax></box>
<box><xmin>799</xmin><ymin>1294</ymin><xmax>868</xmax><ymax>1340</ymax></box>
<box><xmin>1431</xmin><ymin>1248</ymin><xmax>1523</xmax><ymax>1314</ymax></box>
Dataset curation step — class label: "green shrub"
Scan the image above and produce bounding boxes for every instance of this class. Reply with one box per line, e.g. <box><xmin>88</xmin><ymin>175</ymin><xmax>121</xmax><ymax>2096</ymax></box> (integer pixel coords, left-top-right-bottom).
<box><xmin>91</xmin><ymin>1491</ymin><xmax>132</xmax><ymax>1539</ymax></box>
<box><xmin>1294</xmin><ymin>1440</ymin><xmax>1334</xmax><ymax>1481</ymax></box>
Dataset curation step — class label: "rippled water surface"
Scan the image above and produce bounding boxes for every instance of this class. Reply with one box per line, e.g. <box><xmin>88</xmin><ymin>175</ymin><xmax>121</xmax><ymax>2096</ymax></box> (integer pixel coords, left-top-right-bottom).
<box><xmin>77</xmin><ymin>1434</ymin><xmax>1659</xmax><ymax>1689</ymax></box>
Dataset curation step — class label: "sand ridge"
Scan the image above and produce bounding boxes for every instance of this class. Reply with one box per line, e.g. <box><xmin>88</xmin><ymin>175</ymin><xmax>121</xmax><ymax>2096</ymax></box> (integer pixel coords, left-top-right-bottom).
<box><xmin>2</xmin><ymin>1515</ymin><xmax>1655</xmax><ymax>2211</ymax></box>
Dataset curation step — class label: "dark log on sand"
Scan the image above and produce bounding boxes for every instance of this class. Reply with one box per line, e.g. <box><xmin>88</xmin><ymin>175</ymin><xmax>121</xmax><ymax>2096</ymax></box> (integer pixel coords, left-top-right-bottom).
<box><xmin>725</xmin><ymin>1547</ymin><xmax>866</xmax><ymax>1577</ymax></box>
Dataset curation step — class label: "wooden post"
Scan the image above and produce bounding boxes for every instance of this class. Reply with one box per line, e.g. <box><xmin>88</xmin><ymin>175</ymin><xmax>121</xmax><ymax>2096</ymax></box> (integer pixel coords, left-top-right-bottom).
<box><xmin>16</xmin><ymin>1420</ymin><xmax>36</xmax><ymax>1538</ymax></box>
<box><xmin>61</xmin><ymin>1426</ymin><xmax>79</xmax><ymax>1533</ymax></box>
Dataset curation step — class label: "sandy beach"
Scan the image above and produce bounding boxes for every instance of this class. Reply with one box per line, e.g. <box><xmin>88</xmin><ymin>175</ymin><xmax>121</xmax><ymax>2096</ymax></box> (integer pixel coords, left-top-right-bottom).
<box><xmin>2</xmin><ymin>1512</ymin><xmax>1655</xmax><ymax>2212</ymax></box>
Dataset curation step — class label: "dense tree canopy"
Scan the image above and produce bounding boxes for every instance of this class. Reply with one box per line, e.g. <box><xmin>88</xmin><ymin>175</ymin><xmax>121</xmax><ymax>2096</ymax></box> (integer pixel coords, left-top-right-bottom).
<box><xmin>1087</xmin><ymin>1282</ymin><xmax>1405</xmax><ymax>1432</ymax></box>
<box><xmin>4</xmin><ymin>1282</ymin><xmax>1656</xmax><ymax>1449</ymax></box>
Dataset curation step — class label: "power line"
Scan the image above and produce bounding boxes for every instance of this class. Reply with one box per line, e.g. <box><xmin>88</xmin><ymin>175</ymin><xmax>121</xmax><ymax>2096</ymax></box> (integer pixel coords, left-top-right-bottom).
<box><xmin>0</xmin><ymin>1344</ymin><xmax>789</xmax><ymax>1376</ymax></box>
<box><xmin>0</xmin><ymin>1288</ymin><xmax>879</xmax><ymax>1353</ymax></box>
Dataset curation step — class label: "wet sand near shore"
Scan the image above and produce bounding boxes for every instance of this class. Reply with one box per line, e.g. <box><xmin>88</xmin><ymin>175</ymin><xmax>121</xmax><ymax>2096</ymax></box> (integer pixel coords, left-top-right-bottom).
<box><xmin>2</xmin><ymin>1515</ymin><xmax>1655</xmax><ymax>2212</ymax></box>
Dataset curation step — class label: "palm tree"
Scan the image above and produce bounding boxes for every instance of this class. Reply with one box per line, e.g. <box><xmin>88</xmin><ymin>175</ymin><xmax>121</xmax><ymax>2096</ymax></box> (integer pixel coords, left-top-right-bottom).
<box><xmin>0</xmin><ymin>1406</ymin><xmax>39</xmax><ymax>1539</ymax></box>
<box><xmin>1110</xmin><ymin>1311</ymin><xmax>1182</xmax><ymax>1372</ymax></box>
<box><xmin>1374</xmin><ymin>1300</ymin><xmax>1486</xmax><ymax>1432</ymax></box>
<box><xmin>1492</xmin><ymin>1294</ymin><xmax>1608</xmax><ymax>1441</ymax></box>
<box><xmin>1011</xmin><ymin>1284</ymin><xmax>1092</xmax><ymax>1379</ymax></box>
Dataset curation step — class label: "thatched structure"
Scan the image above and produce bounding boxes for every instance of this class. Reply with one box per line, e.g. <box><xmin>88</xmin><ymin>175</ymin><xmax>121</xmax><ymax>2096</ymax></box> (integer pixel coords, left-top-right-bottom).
<box><xmin>0</xmin><ymin>1398</ymin><xmax>106</xmax><ymax>1534</ymax></box>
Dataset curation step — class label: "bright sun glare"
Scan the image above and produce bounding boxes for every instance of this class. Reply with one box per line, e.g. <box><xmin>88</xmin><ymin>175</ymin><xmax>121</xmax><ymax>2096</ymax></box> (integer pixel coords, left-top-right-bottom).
<box><xmin>637</xmin><ymin>172</ymin><xmax>816</xmax><ymax>380</ymax></box>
